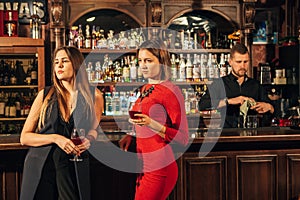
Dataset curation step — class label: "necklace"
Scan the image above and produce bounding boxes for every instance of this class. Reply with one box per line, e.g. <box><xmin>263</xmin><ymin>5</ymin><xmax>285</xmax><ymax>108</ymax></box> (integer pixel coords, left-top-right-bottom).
<box><xmin>139</xmin><ymin>85</ymin><xmax>155</xmax><ymax>101</ymax></box>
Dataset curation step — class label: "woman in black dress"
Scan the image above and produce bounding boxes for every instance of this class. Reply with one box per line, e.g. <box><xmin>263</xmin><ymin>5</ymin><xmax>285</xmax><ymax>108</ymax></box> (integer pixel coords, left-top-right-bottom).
<box><xmin>20</xmin><ymin>46</ymin><xmax>103</xmax><ymax>200</ymax></box>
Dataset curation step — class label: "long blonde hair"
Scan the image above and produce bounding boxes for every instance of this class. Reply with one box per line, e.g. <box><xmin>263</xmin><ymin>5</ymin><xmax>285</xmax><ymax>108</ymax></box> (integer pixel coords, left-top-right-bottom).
<box><xmin>38</xmin><ymin>46</ymin><xmax>95</xmax><ymax>130</ymax></box>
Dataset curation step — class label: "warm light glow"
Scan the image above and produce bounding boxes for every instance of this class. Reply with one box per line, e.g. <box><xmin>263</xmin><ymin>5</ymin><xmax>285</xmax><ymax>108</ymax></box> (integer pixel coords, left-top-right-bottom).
<box><xmin>86</xmin><ymin>17</ymin><xmax>95</xmax><ymax>22</ymax></box>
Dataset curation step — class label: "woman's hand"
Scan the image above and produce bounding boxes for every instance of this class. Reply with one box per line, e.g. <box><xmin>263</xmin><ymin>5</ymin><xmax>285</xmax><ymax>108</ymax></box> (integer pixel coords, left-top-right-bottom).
<box><xmin>129</xmin><ymin>114</ymin><xmax>151</xmax><ymax>126</ymax></box>
<box><xmin>77</xmin><ymin>138</ymin><xmax>91</xmax><ymax>154</ymax></box>
<box><xmin>54</xmin><ymin>134</ymin><xmax>80</xmax><ymax>155</ymax></box>
<box><xmin>119</xmin><ymin>135</ymin><xmax>132</xmax><ymax>151</ymax></box>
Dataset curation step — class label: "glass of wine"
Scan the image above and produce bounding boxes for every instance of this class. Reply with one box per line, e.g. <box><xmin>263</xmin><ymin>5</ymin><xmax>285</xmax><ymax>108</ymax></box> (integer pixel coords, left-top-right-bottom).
<box><xmin>128</xmin><ymin>102</ymin><xmax>142</xmax><ymax>120</ymax></box>
<box><xmin>69</xmin><ymin>128</ymin><xmax>85</xmax><ymax>162</ymax></box>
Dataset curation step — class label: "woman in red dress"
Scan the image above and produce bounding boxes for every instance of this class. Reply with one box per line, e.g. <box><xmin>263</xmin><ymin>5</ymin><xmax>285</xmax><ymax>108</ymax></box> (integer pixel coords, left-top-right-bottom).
<box><xmin>119</xmin><ymin>39</ymin><xmax>189</xmax><ymax>200</ymax></box>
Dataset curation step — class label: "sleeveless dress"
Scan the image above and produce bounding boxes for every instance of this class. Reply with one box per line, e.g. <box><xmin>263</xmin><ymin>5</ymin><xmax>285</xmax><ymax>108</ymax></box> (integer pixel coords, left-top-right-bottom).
<box><xmin>20</xmin><ymin>87</ymin><xmax>94</xmax><ymax>200</ymax></box>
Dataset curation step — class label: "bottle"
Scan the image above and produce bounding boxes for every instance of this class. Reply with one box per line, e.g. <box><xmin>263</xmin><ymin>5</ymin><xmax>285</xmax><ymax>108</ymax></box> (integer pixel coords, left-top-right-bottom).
<box><xmin>25</xmin><ymin>64</ymin><xmax>32</xmax><ymax>85</ymax></box>
<box><xmin>91</xmin><ymin>25</ymin><xmax>97</xmax><ymax>49</ymax></box>
<box><xmin>178</xmin><ymin>54</ymin><xmax>186</xmax><ymax>81</ymax></box>
<box><xmin>130</xmin><ymin>56</ymin><xmax>137</xmax><ymax>82</ymax></box>
<box><xmin>85</xmin><ymin>24</ymin><xmax>91</xmax><ymax>49</ymax></box>
<box><xmin>207</xmin><ymin>53</ymin><xmax>214</xmax><ymax>80</ymax></box>
<box><xmin>105</xmin><ymin>92</ymin><xmax>113</xmax><ymax>116</ymax></box>
<box><xmin>0</xmin><ymin>60</ymin><xmax>4</xmax><ymax>85</ymax></box>
<box><xmin>185</xmin><ymin>54</ymin><xmax>193</xmax><ymax>82</ymax></box>
<box><xmin>3</xmin><ymin>61</ymin><xmax>10</xmax><ymax>85</ymax></box>
<box><xmin>0</xmin><ymin>92</ymin><xmax>5</xmax><ymax>117</ymax></box>
<box><xmin>15</xmin><ymin>60</ymin><xmax>26</xmax><ymax>85</ymax></box>
<box><xmin>219</xmin><ymin>53</ymin><xmax>227</xmax><ymax>77</ymax></box>
<box><xmin>9</xmin><ymin>61</ymin><xmax>17</xmax><ymax>85</ymax></box>
<box><xmin>193</xmin><ymin>54</ymin><xmax>200</xmax><ymax>82</ymax></box>
<box><xmin>94</xmin><ymin>61</ymin><xmax>102</xmax><ymax>83</ymax></box>
<box><xmin>15</xmin><ymin>92</ymin><xmax>21</xmax><ymax>117</ymax></box>
<box><xmin>9</xmin><ymin>93</ymin><xmax>16</xmax><ymax>118</ymax></box>
<box><xmin>77</xmin><ymin>24</ymin><xmax>84</xmax><ymax>49</ymax></box>
<box><xmin>30</xmin><ymin>58</ymin><xmax>38</xmax><ymax>85</ymax></box>
<box><xmin>122</xmin><ymin>56</ymin><xmax>130</xmax><ymax>82</ymax></box>
<box><xmin>170</xmin><ymin>54</ymin><xmax>177</xmax><ymax>82</ymax></box>
<box><xmin>200</xmin><ymin>54</ymin><xmax>207</xmax><ymax>81</ymax></box>
<box><xmin>4</xmin><ymin>11</ymin><xmax>17</xmax><ymax>37</ymax></box>
<box><xmin>112</xmin><ymin>92</ymin><xmax>121</xmax><ymax>115</ymax></box>
<box><xmin>120</xmin><ymin>91</ymin><xmax>128</xmax><ymax>115</ymax></box>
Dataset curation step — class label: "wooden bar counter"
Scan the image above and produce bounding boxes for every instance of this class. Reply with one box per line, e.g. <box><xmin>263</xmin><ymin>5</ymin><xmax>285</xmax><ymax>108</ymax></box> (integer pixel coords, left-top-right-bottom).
<box><xmin>1</xmin><ymin>127</ymin><xmax>300</xmax><ymax>200</ymax></box>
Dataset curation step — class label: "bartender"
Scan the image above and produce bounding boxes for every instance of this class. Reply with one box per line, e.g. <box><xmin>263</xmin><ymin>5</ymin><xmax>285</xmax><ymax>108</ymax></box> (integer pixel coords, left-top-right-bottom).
<box><xmin>199</xmin><ymin>43</ymin><xmax>274</xmax><ymax>128</ymax></box>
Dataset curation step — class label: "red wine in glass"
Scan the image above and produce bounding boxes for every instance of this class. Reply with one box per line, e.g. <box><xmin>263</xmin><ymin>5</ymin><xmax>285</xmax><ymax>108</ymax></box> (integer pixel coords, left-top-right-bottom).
<box><xmin>70</xmin><ymin>128</ymin><xmax>84</xmax><ymax>162</ymax></box>
<box><xmin>128</xmin><ymin>102</ymin><xmax>142</xmax><ymax>120</ymax></box>
<box><xmin>129</xmin><ymin>110</ymin><xmax>142</xmax><ymax>119</ymax></box>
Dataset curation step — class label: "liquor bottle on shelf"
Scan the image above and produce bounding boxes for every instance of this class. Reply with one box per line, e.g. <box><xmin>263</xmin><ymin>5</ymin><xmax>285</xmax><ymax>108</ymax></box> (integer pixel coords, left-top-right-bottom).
<box><xmin>170</xmin><ymin>54</ymin><xmax>177</xmax><ymax>82</ymax></box>
<box><xmin>15</xmin><ymin>92</ymin><xmax>21</xmax><ymax>117</ymax></box>
<box><xmin>30</xmin><ymin>58</ymin><xmax>38</xmax><ymax>85</ymax></box>
<box><xmin>9</xmin><ymin>61</ymin><xmax>17</xmax><ymax>85</ymax></box>
<box><xmin>3</xmin><ymin>61</ymin><xmax>10</xmax><ymax>86</ymax></box>
<box><xmin>77</xmin><ymin>24</ymin><xmax>85</xmax><ymax>49</ymax></box>
<box><xmin>130</xmin><ymin>56</ymin><xmax>137</xmax><ymax>82</ymax></box>
<box><xmin>85</xmin><ymin>24</ymin><xmax>91</xmax><ymax>49</ymax></box>
<box><xmin>15</xmin><ymin>60</ymin><xmax>26</xmax><ymax>85</ymax></box>
<box><xmin>25</xmin><ymin>63</ymin><xmax>32</xmax><ymax>85</ymax></box>
<box><xmin>200</xmin><ymin>54</ymin><xmax>207</xmax><ymax>81</ymax></box>
<box><xmin>91</xmin><ymin>25</ymin><xmax>97</xmax><ymax>49</ymax></box>
<box><xmin>178</xmin><ymin>54</ymin><xmax>186</xmax><ymax>81</ymax></box>
<box><xmin>0</xmin><ymin>92</ymin><xmax>5</xmax><ymax>117</ymax></box>
<box><xmin>219</xmin><ymin>53</ymin><xmax>227</xmax><ymax>77</ymax></box>
<box><xmin>120</xmin><ymin>91</ymin><xmax>128</xmax><ymax>115</ymax></box>
<box><xmin>193</xmin><ymin>54</ymin><xmax>200</xmax><ymax>82</ymax></box>
<box><xmin>0</xmin><ymin>60</ymin><xmax>4</xmax><ymax>84</ymax></box>
<box><xmin>9</xmin><ymin>93</ymin><xmax>16</xmax><ymax>118</ymax></box>
<box><xmin>122</xmin><ymin>56</ymin><xmax>130</xmax><ymax>82</ymax></box>
<box><xmin>4</xmin><ymin>10</ymin><xmax>18</xmax><ymax>37</ymax></box>
<box><xmin>185</xmin><ymin>54</ymin><xmax>193</xmax><ymax>82</ymax></box>
<box><xmin>105</xmin><ymin>92</ymin><xmax>113</xmax><ymax>115</ymax></box>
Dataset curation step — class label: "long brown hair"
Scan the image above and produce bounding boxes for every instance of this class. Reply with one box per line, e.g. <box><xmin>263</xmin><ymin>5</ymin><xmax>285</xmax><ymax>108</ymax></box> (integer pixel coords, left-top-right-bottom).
<box><xmin>38</xmin><ymin>46</ymin><xmax>95</xmax><ymax>129</ymax></box>
<box><xmin>137</xmin><ymin>39</ymin><xmax>171</xmax><ymax>81</ymax></box>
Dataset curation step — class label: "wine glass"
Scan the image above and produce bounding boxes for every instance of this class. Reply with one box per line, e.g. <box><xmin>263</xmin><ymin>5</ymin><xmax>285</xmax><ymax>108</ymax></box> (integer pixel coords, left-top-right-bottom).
<box><xmin>69</xmin><ymin>128</ymin><xmax>85</xmax><ymax>162</ymax></box>
<box><xmin>128</xmin><ymin>102</ymin><xmax>142</xmax><ymax>120</ymax></box>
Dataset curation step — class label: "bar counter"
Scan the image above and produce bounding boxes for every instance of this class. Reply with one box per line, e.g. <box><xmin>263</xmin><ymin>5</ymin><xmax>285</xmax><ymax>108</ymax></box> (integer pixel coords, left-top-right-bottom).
<box><xmin>1</xmin><ymin>127</ymin><xmax>300</xmax><ymax>200</ymax></box>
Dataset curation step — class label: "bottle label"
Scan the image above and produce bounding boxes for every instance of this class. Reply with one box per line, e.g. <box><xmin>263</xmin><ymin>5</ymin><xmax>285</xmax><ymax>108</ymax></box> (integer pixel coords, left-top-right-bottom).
<box><xmin>0</xmin><ymin>102</ymin><xmax>5</xmax><ymax>115</ymax></box>
<box><xmin>31</xmin><ymin>71</ymin><xmax>37</xmax><ymax>80</ymax></box>
<box><xmin>9</xmin><ymin>106</ymin><xmax>16</xmax><ymax>117</ymax></box>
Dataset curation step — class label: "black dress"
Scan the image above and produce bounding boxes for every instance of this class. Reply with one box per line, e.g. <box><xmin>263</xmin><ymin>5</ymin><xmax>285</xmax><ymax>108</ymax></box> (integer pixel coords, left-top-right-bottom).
<box><xmin>20</xmin><ymin>88</ymin><xmax>92</xmax><ymax>200</ymax></box>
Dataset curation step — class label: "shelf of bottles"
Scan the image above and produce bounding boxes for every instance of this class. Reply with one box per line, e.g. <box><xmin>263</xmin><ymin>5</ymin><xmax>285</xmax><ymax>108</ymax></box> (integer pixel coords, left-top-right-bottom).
<box><xmin>0</xmin><ymin>57</ymin><xmax>38</xmax><ymax>134</ymax></box>
<box><xmin>69</xmin><ymin>25</ymin><xmax>232</xmax><ymax>117</ymax></box>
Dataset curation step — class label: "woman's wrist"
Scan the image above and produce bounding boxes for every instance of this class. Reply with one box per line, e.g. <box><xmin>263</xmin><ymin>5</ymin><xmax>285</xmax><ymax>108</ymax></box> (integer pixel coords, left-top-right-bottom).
<box><xmin>86</xmin><ymin>134</ymin><xmax>96</xmax><ymax>142</ymax></box>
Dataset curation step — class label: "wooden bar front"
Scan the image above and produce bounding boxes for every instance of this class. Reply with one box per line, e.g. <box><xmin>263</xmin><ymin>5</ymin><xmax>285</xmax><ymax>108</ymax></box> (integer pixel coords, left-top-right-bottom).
<box><xmin>1</xmin><ymin>127</ymin><xmax>300</xmax><ymax>200</ymax></box>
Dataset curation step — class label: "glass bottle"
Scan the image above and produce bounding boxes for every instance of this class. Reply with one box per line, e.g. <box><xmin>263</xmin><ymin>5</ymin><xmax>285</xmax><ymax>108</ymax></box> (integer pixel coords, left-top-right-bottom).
<box><xmin>85</xmin><ymin>24</ymin><xmax>91</xmax><ymax>49</ymax></box>
<box><xmin>15</xmin><ymin>60</ymin><xmax>26</xmax><ymax>85</ymax></box>
<box><xmin>170</xmin><ymin>54</ymin><xmax>177</xmax><ymax>82</ymax></box>
<box><xmin>130</xmin><ymin>56</ymin><xmax>137</xmax><ymax>82</ymax></box>
<box><xmin>178</xmin><ymin>54</ymin><xmax>186</xmax><ymax>81</ymax></box>
<box><xmin>193</xmin><ymin>54</ymin><xmax>200</xmax><ymax>82</ymax></box>
<box><xmin>105</xmin><ymin>92</ymin><xmax>113</xmax><ymax>116</ymax></box>
<box><xmin>185</xmin><ymin>54</ymin><xmax>193</xmax><ymax>82</ymax></box>
<box><xmin>91</xmin><ymin>25</ymin><xmax>97</xmax><ymax>49</ymax></box>
<box><xmin>77</xmin><ymin>24</ymin><xmax>84</xmax><ymax>49</ymax></box>
<box><xmin>30</xmin><ymin>58</ymin><xmax>38</xmax><ymax>85</ymax></box>
<box><xmin>122</xmin><ymin>56</ymin><xmax>130</xmax><ymax>82</ymax></box>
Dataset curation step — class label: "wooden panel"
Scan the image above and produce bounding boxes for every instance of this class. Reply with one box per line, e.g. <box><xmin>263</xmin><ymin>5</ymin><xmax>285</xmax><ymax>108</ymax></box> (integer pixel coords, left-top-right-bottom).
<box><xmin>237</xmin><ymin>155</ymin><xmax>278</xmax><ymax>200</ymax></box>
<box><xmin>287</xmin><ymin>154</ymin><xmax>300</xmax><ymax>200</ymax></box>
<box><xmin>183</xmin><ymin>156</ymin><xmax>227</xmax><ymax>200</ymax></box>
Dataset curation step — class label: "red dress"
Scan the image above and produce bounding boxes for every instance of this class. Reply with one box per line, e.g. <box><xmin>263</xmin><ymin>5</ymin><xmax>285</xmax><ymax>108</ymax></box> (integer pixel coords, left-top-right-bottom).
<box><xmin>134</xmin><ymin>81</ymin><xmax>189</xmax><ymax>200</ymax></box>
